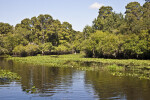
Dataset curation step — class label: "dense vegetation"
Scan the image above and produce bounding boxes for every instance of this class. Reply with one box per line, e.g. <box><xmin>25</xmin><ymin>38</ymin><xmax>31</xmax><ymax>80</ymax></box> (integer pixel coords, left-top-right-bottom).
<box><xmin>7</xmin><ymin>54</ymin><xmax>150</xmax><ymax>68</ymax></box>
<box><xmin>83</xmin><ymin>1</ymin><xmax>150</xmax><ymax>59</ymax></box>
<box><xmin>0</xmin><ymin>69</ymin><xmax>21</xmax><ymax>80</ymax></box>
<box><xmin>7</xmin><ymin>54</ymin><xmax>150</xmax><ymax>79</ymax></box>
<box><xmin>0</xmin><ymin>1</ymin><xmax>150</xmax><ymax>59</ymax></box>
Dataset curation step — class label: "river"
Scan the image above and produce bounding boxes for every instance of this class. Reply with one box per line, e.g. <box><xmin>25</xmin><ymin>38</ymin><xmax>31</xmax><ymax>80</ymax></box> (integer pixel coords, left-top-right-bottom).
<box><xmin>0</xmin><ymin>58</ymin><xmax>150</xmax><ymax>100</ymax></box>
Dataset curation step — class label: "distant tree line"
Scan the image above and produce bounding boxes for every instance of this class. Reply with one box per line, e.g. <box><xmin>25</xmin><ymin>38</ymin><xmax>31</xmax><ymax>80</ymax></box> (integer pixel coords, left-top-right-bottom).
<box><xmin>0</xmin><ymin>1</ymin><xmax>149</xmax><ymax>59</ymax></box>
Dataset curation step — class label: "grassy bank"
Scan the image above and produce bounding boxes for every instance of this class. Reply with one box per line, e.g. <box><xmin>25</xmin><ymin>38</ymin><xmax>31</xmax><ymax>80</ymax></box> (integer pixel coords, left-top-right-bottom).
<box><xmin>6</xmin><ymin>54</ymin><xmax>150</xmax><ymax>80</ymax></box>
<box><xmin>7</xmin><ymin>54</ymin><xmax>150</xmax><ymax>67</ymax></box>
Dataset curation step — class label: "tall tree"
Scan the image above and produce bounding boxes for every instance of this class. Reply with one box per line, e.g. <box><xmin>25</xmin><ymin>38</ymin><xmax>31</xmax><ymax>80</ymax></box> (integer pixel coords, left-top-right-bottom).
<box><xmin>125</xmin><ymin>2</ymin><xmax>143</xmax><ymax>34</ymax></box>
<box><xmin>83</xmin><ymin>25</ymin><xmax>93</xmax><ymax>39</ymax></box>
<box><xmin>143</xmin><ymin>2</ymin><xmax>150</xmax><ymax>30</ymax></box>
<box><xmin>93</xmin><ymin>6</ymin><xmax>113</xmax><ymax>31</ymax></box>
<box><xmin>37</xmin><ymin>14</ymin><xmax>53</xmax><ymax>44</ymax></box>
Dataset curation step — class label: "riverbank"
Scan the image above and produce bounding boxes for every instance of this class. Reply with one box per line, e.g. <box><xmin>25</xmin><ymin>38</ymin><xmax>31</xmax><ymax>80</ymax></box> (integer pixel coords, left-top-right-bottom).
<box><xmin>6</xmin><ymin>54</ymin><xmax>150</xmax><ymax>67</ymax></box>
<box><xmin>5</xmin><ymin>54</ymin><xmax>150</xmax><ymax>80</ymax></box>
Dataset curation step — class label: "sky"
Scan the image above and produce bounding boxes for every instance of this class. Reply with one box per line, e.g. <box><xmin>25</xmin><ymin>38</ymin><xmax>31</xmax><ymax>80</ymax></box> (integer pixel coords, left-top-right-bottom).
<box><xmin>0</xmin><ymin>0</ymin><xmax>146</xmax><ymax>31</ymax></box>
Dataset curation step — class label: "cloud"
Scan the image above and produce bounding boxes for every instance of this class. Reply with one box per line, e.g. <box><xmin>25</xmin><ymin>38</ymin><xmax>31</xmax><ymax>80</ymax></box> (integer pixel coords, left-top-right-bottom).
<box><xmin>89</xmin><ymin>2</ymin><xmax>104</xmax><ymax>9</ymax></box>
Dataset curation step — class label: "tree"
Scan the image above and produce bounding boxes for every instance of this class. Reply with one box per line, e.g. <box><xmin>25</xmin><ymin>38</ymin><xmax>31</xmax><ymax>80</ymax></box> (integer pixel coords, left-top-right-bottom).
<box><xmin>39</xmin><ymin>42</ymin><xmax>53</xmax><ymax>55</ymax></box>
<box><xmin>0</xmin><ymin>23</ymin><xmax>13</xmax><ymax>35</ymax></box>
<box><xmin>83</xmin><ymin>25</ymin><xmax>94</xmax><ymax>39</ymax></box>
<box><xmin>92</xmin><ymin>6</ymin><xmax>125</xmax><ymax>34</ymax></box>
<box><xmin>25</xmin><ymin>44</ymin><xmax>39</xmax><ymax>56</ymax></box>
<box><xmin>98</xmin><ymin>6</ymin><xmax>113</xmax><ymax>19</ymax></box>
<box><xmin>3</xmin><ymin>33</ymin><xmax>20</xmax><ymax>53</ymax></box>
<box><xmin>93</xmin><ymin>6</ymin><xmax>113</xmax><ymax>31</ymax></box>
<box><xmin>125</xmin><ymin>2</ymin><xmax>143</xmax><ymax>34</ymax></box>
<box><xmin>13</xmin><ymin>45</ymin><xmax>27</xmax><ymax>56</ymax></box>
<box><xmin>143</xmin><ymin>2</ymin><xmax>150</xmax><ymax>30</ymax></box>
<box><xmin>37</xmin><ymin>14</ymin><xmax>53</xmax><ymax>44</ymax></box>
<box><xmin>48</xmin><ymin>19</ymin><xmax>61</xmax><ymax>46</ymax></box>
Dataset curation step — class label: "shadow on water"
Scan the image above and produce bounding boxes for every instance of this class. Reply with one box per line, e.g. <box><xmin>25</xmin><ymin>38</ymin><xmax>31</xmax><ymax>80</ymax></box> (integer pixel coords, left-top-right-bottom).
<box><xmin>0</xmin><ymin>58</ymin><xmax>150</xmax><ymax>100</ymax></box>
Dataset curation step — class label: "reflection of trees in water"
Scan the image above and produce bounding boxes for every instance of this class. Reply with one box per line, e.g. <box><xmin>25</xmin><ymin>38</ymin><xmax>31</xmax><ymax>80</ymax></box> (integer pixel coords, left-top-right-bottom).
<box><xmin>4</xmin><ymin>62</ymin><xmax>74</xmax><ymax>96</ymax></box>
<box><xmin>25</xmin><ymin>67</ymin><xmax>73</xmax><ymax>96</ymax></box>
<box><xmin>0</xmin><ymin>58</ymin><xmax>14</xmax><ymax>71</ymax></box>
<box><xmin>85</xmin><ymin>71</ymin><xmax>150</xmax><ymax>100</ymax></box>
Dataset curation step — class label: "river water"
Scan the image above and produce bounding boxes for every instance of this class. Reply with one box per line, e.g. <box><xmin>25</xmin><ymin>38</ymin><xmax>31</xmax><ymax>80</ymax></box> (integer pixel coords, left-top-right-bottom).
<box><xmin>0</xmin><ymin>58</ymin><xmax>150</xmax><ymax>100</ymax></box>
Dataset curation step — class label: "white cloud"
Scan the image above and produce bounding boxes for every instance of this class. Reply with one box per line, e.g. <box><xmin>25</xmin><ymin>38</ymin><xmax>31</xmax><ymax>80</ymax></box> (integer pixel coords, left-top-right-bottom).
<box><xmin>89</xmin><ymin>2</ymin><xmax>104</xmax><ymax>9</ymax></box>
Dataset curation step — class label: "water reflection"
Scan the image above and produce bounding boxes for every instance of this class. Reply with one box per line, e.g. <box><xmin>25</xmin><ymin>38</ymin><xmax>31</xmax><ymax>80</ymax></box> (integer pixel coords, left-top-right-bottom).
<box><xmin>85</xmin><ymin>70</ymin><xmax>150</xmax><ymax>100</ymax></box>
<box><xmin>0</xmin><ymin>59</ymin><xmax>98</xmax><ymax>99</ymax></box>
<box><xmin>0</xmin><ymin>58</ymin><xmax>150</xmax><ymax>100</ymax></box>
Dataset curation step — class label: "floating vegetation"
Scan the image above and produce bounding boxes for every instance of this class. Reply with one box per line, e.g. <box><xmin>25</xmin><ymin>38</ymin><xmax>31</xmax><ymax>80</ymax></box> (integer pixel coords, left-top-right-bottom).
<box><xmin>111</xmin><ymin>72</ymin><xmax>150</xmax><ymax>80</ymax></box>
<box><xmin>25</xmin><ymin>86</ymin><xmax>39</xmax><ymax>94</ymax></box>
<box><xmin>6</xmin><ymin>54</ymin><xmax>150</xmax><ymax>80</ymax></box>
<box><xmin>6</xmin><ymin>54</ymin><xmax>150</xmax><ymax>67</ymax></box>
<box><xmin>76</xmin><ymin>66</ymin><xmax>100</xmax><ymax>71</ymax></box>
<box><xmin>0</xmin><ymin>69</ymin><xmax>21</xmax><ymax>80</ymax></box>
<box><xmin>106</xmin><ymin>64</ymin><xmax>125</xmax><ymax>71</ymax></box>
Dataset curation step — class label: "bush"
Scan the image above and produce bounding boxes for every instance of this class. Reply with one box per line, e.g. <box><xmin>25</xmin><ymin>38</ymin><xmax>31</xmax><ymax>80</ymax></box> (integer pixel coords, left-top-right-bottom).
<box><xmin>54</xmin><ymin>45</ymin><xmax>71</xmax><ymax>54</ymax></box>
<box><xmin>0</xmin><ymin>46</ymin><xmax>8</xmax><ymax>55</ymax></box>
<box><xmin>13</xmin><ymin>45</ymin><xmax>27</xmax><ymax>56</ymax></box>
<box><xmin>25</xmin><ymin>44</ymin><xmax>39</xmax><ymax>56</ymax></box>
<box><xmin>39</xmin><ymin>42</ymin><xmax>54</xmax><ymax>55</ymax></box>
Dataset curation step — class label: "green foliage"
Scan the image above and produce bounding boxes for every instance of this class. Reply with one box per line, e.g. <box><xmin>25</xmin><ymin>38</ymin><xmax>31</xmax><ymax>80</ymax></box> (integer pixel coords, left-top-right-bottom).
<box><xmin>0</xmin><ymin>1</ymin><xmax>149</xmax><ymax>59</ymax></box>
<box><xmin>0</xmin><ymin>46</ymin><xmax>8</xmax><ymax>55</ymax></box>
<box><xmin>0</xmin><ymin>14</ymin><xmax>78</xmax><ymax>56</ymax></box>
<box><xmin>83</xmin><ymin>25</ymin><xmax>94</xmax><ymax>39</ymax></box>
<box><xmin>6</xmin><ymin>53</ymin><xmax>150</xmax><ymax>80</ymax></box>
<box><xmin>82</xmin><ymin>1</ymin><xmax>150</xmax><ymax>59</ymax></box>
<box><xmin>25</xmin><ymin>44</ymin><xmax>39</xmax><ymax>56</ymax></box>
<box><xmin>13</xmin><ymin>45</ymin><xmax>26</xmax><ymax>56</ymax></box>
<box><xmin>7</xmin><ymin>54</ymin><xmax>150</xmax><ymax>68</ymax></box>
<box><xmin>3</xmin><ymin>33</ymin><xmax>21</xmax><ymax>53</ymax></box>
<box><xmin>0</xmin><ymin>69</ymin><xmax>21</xmax><ymax>80</ymax></box>
<box><xmin>0</xmin><ymin>22</ymin><xmax>13</xmax><ymax>35</ymax></box>
<box><xmin>82</xmin><ymin>30</ymin><xmax>150</xmax><ymax>59</ymax></box>
<box><xmin>13</xmin><ymin>44</ymin><xmax>40</xmax><ymax>56</ymax></box>
<box><xmin>25</xmin><ymin>86</ymin><xmax>38</xmax><ymax>94</ymax></box>
<box><xmin>106</xmin><ymin>64</ymin><xmax>124</xmax><ymax>71</ymax></box>
<box><xmin>54</xmin><ymin>44</ymin><xmax>71</xmax><ymax>53</ymax></box>
<box><xmin>39</xmin><ymin>42</ymin><xmax>53</xmax><ymax>55</ymax></box>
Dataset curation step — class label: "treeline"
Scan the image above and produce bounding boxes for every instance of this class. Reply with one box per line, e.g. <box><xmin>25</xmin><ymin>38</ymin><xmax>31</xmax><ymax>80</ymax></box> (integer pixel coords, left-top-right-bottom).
<box><xmin>82</xmin><ymin>1</ymin><xmax>150</xmax><ymax>59</ymax></box>
<box><xmin>0</xmin><ymin>1</ymin><xmax>150</xmax><ymax>59</ymax></box>
<box><xmin>0</xmin><ymin>14</ymin><xmax>79</xmax><ymax>56</ymax></box>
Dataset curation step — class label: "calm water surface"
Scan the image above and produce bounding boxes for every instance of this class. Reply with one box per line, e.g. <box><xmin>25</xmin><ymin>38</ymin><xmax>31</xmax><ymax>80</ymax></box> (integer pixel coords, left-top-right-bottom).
<box><xmin>0</xmin><ymin>58</ymin><xmax>150</xmax><ymax>100</ymax></box>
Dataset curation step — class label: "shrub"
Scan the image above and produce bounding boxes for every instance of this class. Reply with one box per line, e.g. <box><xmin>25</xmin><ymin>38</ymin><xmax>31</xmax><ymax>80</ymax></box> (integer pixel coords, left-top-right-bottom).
<box><xmin>13</xmin><ymin>45</ymin><xmax>27</xmax><ymax>56</ymax></box>
<box><xmin>25</xmin><ymin>44</ymin><xmax>39</xmax><ymax>56</ymax></box>
<box><xmin>0</xmin><ymin>46</ymin><xmax>8</xmax><ymax>55</ymax></box>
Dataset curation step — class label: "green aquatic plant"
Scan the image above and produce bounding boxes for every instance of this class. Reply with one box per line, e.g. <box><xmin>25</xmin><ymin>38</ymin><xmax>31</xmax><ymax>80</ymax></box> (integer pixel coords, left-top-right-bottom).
<box><xmin>25</xmin><ymin>86</ymin><xmax>38</xmax><ymax>94</ymax></box>
<box><xmin>6</xmin><ymin>54</ymin><xmax>150</xmax><ymax>80</ymax></box>
<box><xmin>106</xmin><ymin>64</ymin><xmax>125</xmax><ymax>71</ymax></box>
<box><xmin>111</xmin><ymin>71</ymin><xmax>150</xmax><ymax>80</ymax></box>
<box><xmin>0</xmin><ymin>69</ymin><xmax>21</xmax><ymax>80</ymax></box>
<box><xmin>6</xmin><ymin>54</ymin><xmax>150</xmax><ymax>68</ymax></box>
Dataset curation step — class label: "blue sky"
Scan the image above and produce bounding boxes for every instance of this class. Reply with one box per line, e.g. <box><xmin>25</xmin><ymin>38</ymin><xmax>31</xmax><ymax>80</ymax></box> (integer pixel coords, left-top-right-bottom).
<box><xmin>0</xmin><ymin>0</ymin><xmax>146</xmax><ymax>31</ymax></box>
